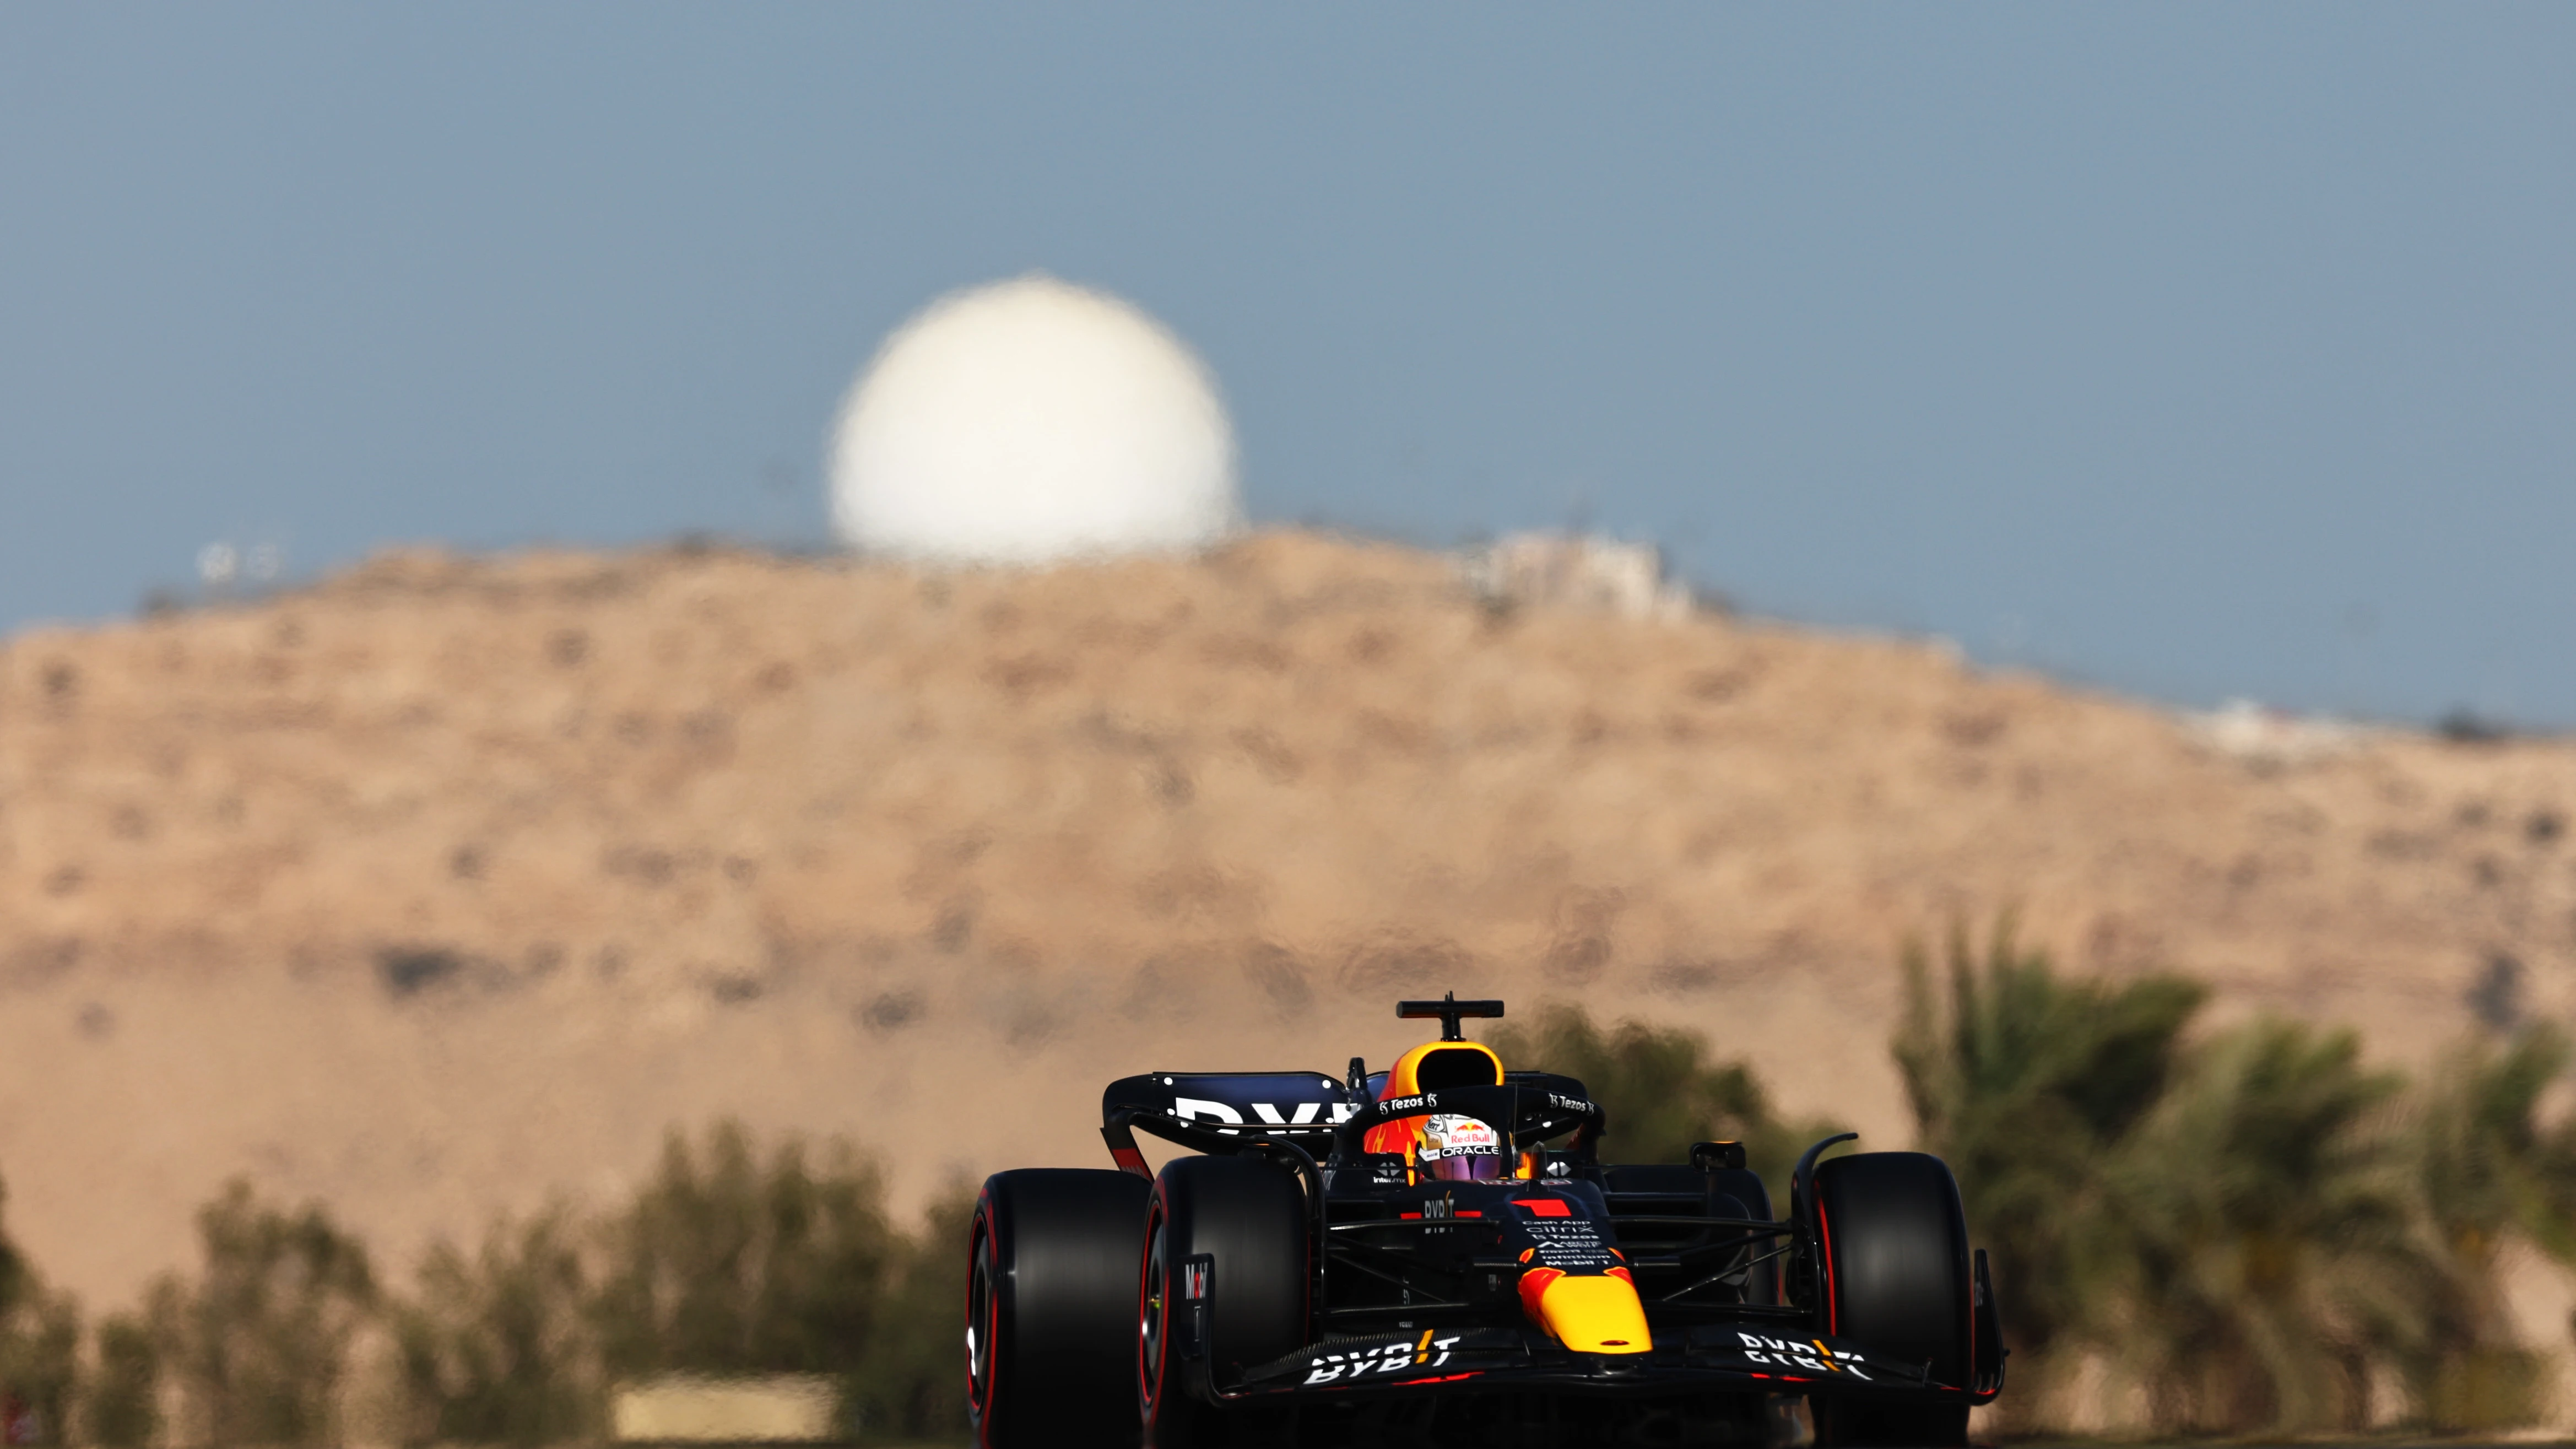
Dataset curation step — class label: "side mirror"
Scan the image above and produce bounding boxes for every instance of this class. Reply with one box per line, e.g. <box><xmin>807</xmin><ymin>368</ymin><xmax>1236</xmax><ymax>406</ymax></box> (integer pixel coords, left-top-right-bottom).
<box><xmin>1690</xmin><ymin>1140</ymin><xmax>1747</xmax><ymax>1171</ymax></box>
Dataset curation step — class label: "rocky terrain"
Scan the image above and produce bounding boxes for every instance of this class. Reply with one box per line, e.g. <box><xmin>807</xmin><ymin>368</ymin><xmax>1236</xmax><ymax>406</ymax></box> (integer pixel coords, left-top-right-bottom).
<box><xmin>3</xmin><ymin>529</ymin><xmax>2572</xmax><ymax>1306</ymax></box>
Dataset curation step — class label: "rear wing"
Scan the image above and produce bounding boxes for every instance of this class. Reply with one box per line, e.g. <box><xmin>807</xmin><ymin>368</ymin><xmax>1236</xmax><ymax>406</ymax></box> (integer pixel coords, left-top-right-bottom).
<box><xmin>1100</xmin><ymin>1072</ymin><xmax>1362</xmax><ymax>1143</ymax></box>
<box><xmin>1099</xmin><ymin>1068</ymin><xmax>1610</xmax><ymax>1177</ymax></box>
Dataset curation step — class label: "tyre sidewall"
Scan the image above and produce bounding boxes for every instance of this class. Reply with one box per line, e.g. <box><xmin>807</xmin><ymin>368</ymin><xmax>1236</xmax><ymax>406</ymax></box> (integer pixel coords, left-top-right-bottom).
<box><xmin>1812</xmin><ymin>1152</ymin><xmax>1973</xmax><ymax>1448</ymax></box>
<box><xmin>1138</xmin><ymin>1156</ymin><xmax>1308</xmax><ymax>1448</ymax></box>
<box><xmin>970</xmin><ymin>1169</ymin><xmax>1152</xmax><ymax>1449</ymax></box>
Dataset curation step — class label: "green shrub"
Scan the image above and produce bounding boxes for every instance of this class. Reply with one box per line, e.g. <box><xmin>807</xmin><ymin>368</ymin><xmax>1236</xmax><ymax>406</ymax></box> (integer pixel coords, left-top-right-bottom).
<box><xmin>393</xmin><ymin>1208</ymin><xmax>597</xmax><ymax>1446</ymax></box>
<box><xmin>80</xmin><ymin>1315</ymin><xmax>159</xmax><ymax>1449</ymax></box>
<box><xmin>0</xmin><ymin>1177</ymin><xmax>23</xmax><ymax>1319</ymax></box>
<box><xmin>844</xmin><ymin>1188</ymin><xmax>975</xmax><ymax>1441</ymax></box>
<box><xmin>589</xmin><ymin>1122</ymin><xmax>899</xmax><ymax>1383</ymax></box>
<box><xmin>149</xmin><ymin>1179</ymin><xmax>377</xmax><ymax>1446</ymax></box>
<box><xmin>1485</xmin><ymin>1000</ymin><xmax>1842</xmax><ymax>1199</ymax></box>
<box><xmin>386</xmin><ymin>1124</ymin><xmax>967</xmax><ymax>1446</ymax></box>
<box><xmin>14</xmin><ymin>1129</ymin><xmax>978</xmax><ymax>1448</ymax></box>
<box><xmin>2423</xmin><ymin>1344</ymin><xmax>2551</xmax><ymax>1435</ymax></box>
<box><xmin>0</xmin><ymin>1170</ymin><xmax>81</xmax><ymax>1447</ymax></box>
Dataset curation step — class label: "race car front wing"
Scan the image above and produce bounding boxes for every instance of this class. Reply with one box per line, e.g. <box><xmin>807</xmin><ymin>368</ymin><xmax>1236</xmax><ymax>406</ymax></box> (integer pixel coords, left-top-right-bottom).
<box><xmin>1165</xmin><ymin>1254</ymin><xmax>1973</xmax><ymax>1408</ymax></box>
<box><xmin>1237</xmin><ymin>1323</ymin><xmax>1938</xmax><ymax>1398</ymax></box>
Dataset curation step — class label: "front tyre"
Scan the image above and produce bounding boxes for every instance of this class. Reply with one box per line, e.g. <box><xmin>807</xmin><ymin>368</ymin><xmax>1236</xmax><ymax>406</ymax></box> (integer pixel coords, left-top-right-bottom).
<box><xmin>967</xmin><ymin>1169</ymin><xmax>1152</xmax><ymax>1449</ymax></box>
<box><xmin>1138</xmin><ymin>1156</ymin><xmax>1307</xmax><ymax>1449</ymax></box>
<box><xmin>1810</xmin><ymin>1152</ymin><xmax>1973</xmax><ymax>1449</ymax></box>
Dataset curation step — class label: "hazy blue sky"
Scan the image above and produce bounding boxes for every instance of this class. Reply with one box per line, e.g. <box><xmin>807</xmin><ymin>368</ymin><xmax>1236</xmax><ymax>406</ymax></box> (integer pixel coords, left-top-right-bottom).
<box><xmin>4</xmin><ymin>6</ymin><xmax>2570</xmax><ymax>723</ymax></box>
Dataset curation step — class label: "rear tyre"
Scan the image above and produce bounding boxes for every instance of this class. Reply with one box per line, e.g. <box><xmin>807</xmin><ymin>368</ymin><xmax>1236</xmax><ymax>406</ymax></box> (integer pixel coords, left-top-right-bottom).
<box><xmin>1810</xmin><ymin>1152</ymin><xmax>1973</xmax><ymax>1448</ymax></box>
<box><xmin>967</xmin><ymin>1169</ymin><xmax>1152</xmax><ymax>1449</ymax></box>
<box><xmin>1138</xmin><ymin>1155</ymin><xmax>1307</xmax><ymax>1449</ymax></box>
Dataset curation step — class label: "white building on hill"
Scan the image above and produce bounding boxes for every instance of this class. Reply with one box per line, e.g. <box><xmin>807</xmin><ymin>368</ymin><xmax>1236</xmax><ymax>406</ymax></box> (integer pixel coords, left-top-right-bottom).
<box><xmin>1457</xmin><ymin>532</ymin><xmax>1696</xmax><ymax>623</ymax></box>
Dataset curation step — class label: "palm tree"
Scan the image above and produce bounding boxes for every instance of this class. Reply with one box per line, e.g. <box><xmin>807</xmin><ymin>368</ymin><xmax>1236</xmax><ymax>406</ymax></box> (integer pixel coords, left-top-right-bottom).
<box><xmin>2399</xmin><ymin>1024</ymin><xmax>2576</xmax><ymax>1430</ymax></box>
<box><xmin>1893</xmin><ymin>920</ymin><xmax>2204</xmax><ymax>1370</ymax></box>
<box><xmin>2107</xmin><ymin>1019</ymin><xmax>2439</xmax><ymax>1434</ymax></box>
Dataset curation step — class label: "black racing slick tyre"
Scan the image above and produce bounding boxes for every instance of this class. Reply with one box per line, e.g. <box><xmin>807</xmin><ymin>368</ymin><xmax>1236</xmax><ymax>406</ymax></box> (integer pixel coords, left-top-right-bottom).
<box><xmin>1810</xmin><ymin>1152</ymin><xmax>1973</xmax><ymax>1448</ymax></box>
<box><xmin>1138</xmin><ymin>1155</ymin><xmax>1308</xmax><ymax>1449</ymax></box>
<box><xmin>967</xmin><ymin>1169</ymin><xmax>1153</xmax><ymax>1449</ymax></box>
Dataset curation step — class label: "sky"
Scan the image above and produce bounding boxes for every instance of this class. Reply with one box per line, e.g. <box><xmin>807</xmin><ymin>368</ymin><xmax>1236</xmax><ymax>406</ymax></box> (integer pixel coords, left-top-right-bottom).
<box><xmin>3</xmin><ymin>6</ymin><xmax>2570</xmax><ymax>726</ymax></box>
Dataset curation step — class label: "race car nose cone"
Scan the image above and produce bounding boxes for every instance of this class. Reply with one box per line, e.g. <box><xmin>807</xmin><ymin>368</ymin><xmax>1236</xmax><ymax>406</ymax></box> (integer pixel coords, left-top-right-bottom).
<box><xmin>1519</xmin><ymin>1268</ymin><xmax>1653</xmax><ymax>1355</ymax></box>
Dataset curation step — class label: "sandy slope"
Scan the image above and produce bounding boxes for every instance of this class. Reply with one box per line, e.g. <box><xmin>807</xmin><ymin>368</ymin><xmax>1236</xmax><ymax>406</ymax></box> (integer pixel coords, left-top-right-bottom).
<box><xmin>1</xmin><ymin>530</ymin><xmax>2570</xmax><ymax>1307</ymax></box>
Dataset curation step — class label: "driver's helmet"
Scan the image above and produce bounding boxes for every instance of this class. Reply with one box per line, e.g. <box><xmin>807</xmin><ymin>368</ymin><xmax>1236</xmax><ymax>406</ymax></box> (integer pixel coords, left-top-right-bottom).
<box><xmin>1415</xmin><ymin>1112</ymin><xmax>1507</xmax><ymax>1182</ymax></box>
<box><xmin>1363</xmin><ymin>1040</ymin><xmax>1520</xmax><ymax>1182</ymax></box>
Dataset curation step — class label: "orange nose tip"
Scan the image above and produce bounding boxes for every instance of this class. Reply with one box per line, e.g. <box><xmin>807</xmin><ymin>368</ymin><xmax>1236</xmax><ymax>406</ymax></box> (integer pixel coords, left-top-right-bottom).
<box><xmin>1518</xmin><ymin>1267</ymin><xmax>1652</xmax><ymax>1355</ymax></box>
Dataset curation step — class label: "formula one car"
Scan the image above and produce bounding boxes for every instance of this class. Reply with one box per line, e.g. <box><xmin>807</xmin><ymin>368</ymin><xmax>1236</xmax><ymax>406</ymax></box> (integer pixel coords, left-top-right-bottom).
<box><xmin>966</xmin><ymin>995</ymin><xmax>2004</xmax><ymax>1448</ymax></box>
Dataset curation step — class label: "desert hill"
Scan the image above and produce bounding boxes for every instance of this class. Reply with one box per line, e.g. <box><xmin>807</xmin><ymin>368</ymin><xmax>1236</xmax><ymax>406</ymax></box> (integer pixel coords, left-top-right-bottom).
<box><xmin>3</xmin><ymin>529</ymin><xmax>2572</xmax><ymax>1306</ymax></box>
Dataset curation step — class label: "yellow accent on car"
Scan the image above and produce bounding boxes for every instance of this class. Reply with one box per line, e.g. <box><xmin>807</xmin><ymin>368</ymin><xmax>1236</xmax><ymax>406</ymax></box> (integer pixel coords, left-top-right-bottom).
<box><xmin>1368</xmin><ymin>1039</ymin><xmax>1522</xmax><ymax>1183</ymax></box>
<box><xmin>1529</xmin><ymin>1274</ymin><xmax>1653</xmax><ymax>1355</ymax></box>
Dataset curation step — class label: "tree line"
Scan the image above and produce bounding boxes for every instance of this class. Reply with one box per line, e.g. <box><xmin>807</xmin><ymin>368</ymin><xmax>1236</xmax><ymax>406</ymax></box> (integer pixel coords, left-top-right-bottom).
<box><xmin>0</xmin><ymin>1126</ymin><xmax>968</xmax><ymax>1446</ymax></box>
<box><xmin>7</xmin><ymin>926</ymin><xmax>2576</xmax><ymax>1441</ymax></box>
